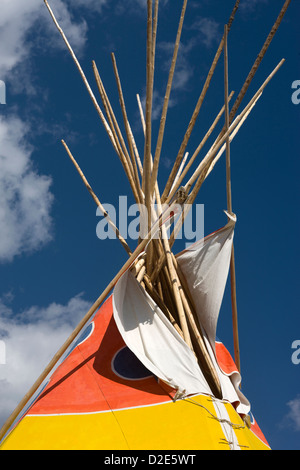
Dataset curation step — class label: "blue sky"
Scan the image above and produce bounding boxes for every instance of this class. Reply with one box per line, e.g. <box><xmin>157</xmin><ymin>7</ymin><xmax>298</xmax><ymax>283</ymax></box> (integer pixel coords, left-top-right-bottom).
<box><xmin>0</xmin><ymin>0</ymin><xmax>299</xmax><ymax>450</ymax></box>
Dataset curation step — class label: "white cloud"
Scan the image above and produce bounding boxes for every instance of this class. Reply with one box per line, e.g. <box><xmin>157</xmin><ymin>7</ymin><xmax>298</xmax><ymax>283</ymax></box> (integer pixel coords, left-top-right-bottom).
<box><xmin>159</xmin><ymin>40</ymin><xmax>195</xmax><ymax>92</ymax></box>
<box><xmin>0</xmin><ymin>1</ymin><xmax>112</xmax><ymax>264</ymax></box>
<box><xmin>0</xmin><ymin>0</ymin><xmax>41</xmax><ymax>75</ymax></box>
<box><xmin>285</xmin><ymin>395</ymin><xmax>300</xmax><ymax>431</ymax></box>
<box><xmin>149</xmin><ymin>16</ymin><xmax>220</xmax><ymax>112</ymax></box>
<box><xmin>0</xmin><ymin>0</ymin><xmax>118</xmax><ymax>263</ymax></box>
<box><xmin>240</xmin><ymin>0</ymin><xmax>269</xmax><ymax>13</ymax></box>
<box><xmin>47</xmin><ymin>0</ymin><xmax>89</xmax><ymax>51</ymax></box>
<box><xmin>0</xmin><ymin>0</ymin><xmax>90</xmax><ymax>262</ymax></box>
<box><xmin>0</xmin><ymin>293</ymin><xmax>92</xmax><ymax>430</ymax></box>
<box><xmin>139</xmin><ymin>38</ymin><xmax>195</xmax><ymax>123</ymax></box>
<box><xmin>149</xmin><ymin>89</ymin><xmax>164</xmax><ymax>121</ymax></box>
<box><xmin>0</xmin><ymin>115</ymin><xmax>53</xmax><ymax>263</ymax></box>
<box><xmin>0</xmin><ymin>0</ymin><xmax>90</xmax><ymax>80</ymax></box>
<box><xmin>191</xmin><ymin>17</ymin><xmax>220</xmax><ymax>49</ymax></box>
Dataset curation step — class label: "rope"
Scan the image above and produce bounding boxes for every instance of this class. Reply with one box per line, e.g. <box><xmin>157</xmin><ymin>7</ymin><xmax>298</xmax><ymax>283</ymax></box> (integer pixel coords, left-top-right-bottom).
<box><xmin>183</xmin><ymin>396</ymin><xmax>250</xmax><ymax>450</ymax></box>
<box><xmin>219</xmin><ymin>438</ymin><xmax>249</xmax><ymax>449</ymax></box>
<box><xmin>183</xmin><ymin>396</ymin><xmax>246</xmax><ymax>431</ymax></box>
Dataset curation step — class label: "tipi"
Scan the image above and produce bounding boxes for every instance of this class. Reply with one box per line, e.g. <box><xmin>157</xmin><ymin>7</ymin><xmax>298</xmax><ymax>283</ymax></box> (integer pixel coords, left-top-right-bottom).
<box><xmin>0</xmin><ymin>0</ymin><xmax>291</xmax><ymax>451</ymax></box>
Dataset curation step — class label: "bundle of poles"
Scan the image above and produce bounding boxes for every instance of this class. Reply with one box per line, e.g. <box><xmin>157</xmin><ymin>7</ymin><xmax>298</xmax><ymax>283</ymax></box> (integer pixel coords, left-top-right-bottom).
<box><xmin>0</xmin><ymin>0</ymin><xmax>291</xmax><ymax>443</ymax></box>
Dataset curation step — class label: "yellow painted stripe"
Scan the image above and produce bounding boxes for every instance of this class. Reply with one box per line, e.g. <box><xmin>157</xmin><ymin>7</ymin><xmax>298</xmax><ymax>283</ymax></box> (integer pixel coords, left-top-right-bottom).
<box><xmin>113</xmin><ymin>394</ymin><xmax>229</xmax><ymax>450</ymax></box>
<box><xmin>0</xmin><ymin>412</ymin><xmax>129</xmax><ymax>450</ymax></box>
<box><xmin>224</xmin><ymin>403</ymin><xmax>270</xmax><ymax>450</ymax></box>
<box><xmin>0</xmin><ymin>395</ymin><xmax>267</xmax><ymax>450</ymax></box>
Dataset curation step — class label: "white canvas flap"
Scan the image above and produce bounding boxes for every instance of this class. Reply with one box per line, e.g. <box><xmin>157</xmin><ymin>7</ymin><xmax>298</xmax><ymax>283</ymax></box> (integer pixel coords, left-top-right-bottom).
<box><xmin>113</xmin><ymin>270</ymin><xmax>212</xmax><ymax>396</ymax></box>
<box><xmin>176</xmin><ymin>213</ymin><xmax>236</xmax><ymax>348</ymax></box>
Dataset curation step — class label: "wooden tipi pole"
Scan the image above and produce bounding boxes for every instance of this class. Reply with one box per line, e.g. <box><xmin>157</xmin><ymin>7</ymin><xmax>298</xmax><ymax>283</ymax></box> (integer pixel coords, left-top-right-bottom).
<box><xmin>111</xmin><ymin>53</ymin><xmax>144</xmax><ymax>204</ymax></box>
<box><xmin>183</xmin><ymin>58</ymin><xmax>285</xmax><ymax>194</ymax></box>
<box><xmin>165</xmin><ymin>0</ymin><xmax>291</xmax><ymax>209</ymax></box>
<box><xmin>150</xmin><ymin>0</ymin><xmax>188</xmax><ymax>197</ymax></box>
<box><xmin>165</xmin><ymin>91</ymin><xmax>235</xmax><ymax>205</ymax></box>
<box><xmin>161</xmin><ymin>0</ymin><xmax>241</xmax><ymax>202</ymax></box>
<box><xmin>229</xmin><ymin>0</ymin><xmax>291</xmax><ymax>124</ymax></box>
<box><xmin>43</xmin><ymin>0</ymin><xmax>117</xmax><ymax>153</ymax></box>
<box><xmin>92</xmin><ymin>62</ymin><xmax>141</xmax><ymax>204</ymax></box>
<box><xmin>92</xmin><ymin>61</ymin><xmax>136</xmax><ymax>177</ymax></box>
<box><xmin>137</xmin><ymin>92</ymin><xmax>220</xmax><ymax>381</ymax></box>
<box><xmin>168</xmin><ymin>59</ymin><xmax>284</xmax><ymax>247</ymax></box>
<box><xmin>224</xmin><ymin>24</ymin><xmax>240</xmax><ymax>373</ymax></box>
<box><xmin>143</xmin><ymin>0</ymin><xmax>154</xmax><ymax>210</ymax></box>
<box><xmin>61</xmin><ymin>140</ymin><xmax>133</xmax><ymax>257</ymax></box>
